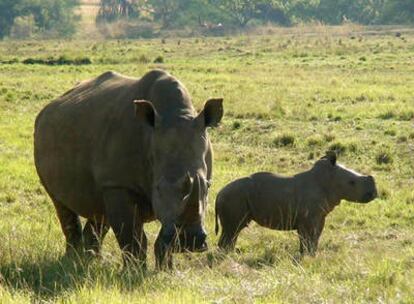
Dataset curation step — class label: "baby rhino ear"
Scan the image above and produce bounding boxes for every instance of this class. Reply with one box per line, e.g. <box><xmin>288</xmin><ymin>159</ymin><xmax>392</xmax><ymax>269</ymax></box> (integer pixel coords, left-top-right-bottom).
<box><xmin>323</xmin><ymin>151</ymin><xmax>337</xmax><ymax>166</ymax></box>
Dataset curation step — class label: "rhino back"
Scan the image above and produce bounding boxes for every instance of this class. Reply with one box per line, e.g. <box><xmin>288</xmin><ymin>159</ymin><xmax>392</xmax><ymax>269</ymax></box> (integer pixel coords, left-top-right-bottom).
<box><xmin>247</xmin><ymin>172</ymin><xmax>303</xmax><ymax>229</ymax></box>
<box><xmin>34</xmin><ymin>71</ymin><xmax>165</xmax><ymax>219</ymax></box>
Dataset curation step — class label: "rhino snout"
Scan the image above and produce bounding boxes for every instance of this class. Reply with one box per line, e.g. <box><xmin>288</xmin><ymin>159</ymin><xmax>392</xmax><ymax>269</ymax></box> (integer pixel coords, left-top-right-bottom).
<box><xmin>361</xmin><ymin>190</ymin><xmax>377</xmax><ymax>203</ymax></box>
<box><xmin>159</xmin><ymin>224</ymin><xmax>208</xmax><ymax>253</ymax></box>
<box><xmin>181</xmin><ymin>227</ymin><xmax>208</xmax><ymax>252</ymax></box>
<box><xmin>360</xmin><ymin>176</ymin><xmax>378</xmax><ymax>203</ymax></box>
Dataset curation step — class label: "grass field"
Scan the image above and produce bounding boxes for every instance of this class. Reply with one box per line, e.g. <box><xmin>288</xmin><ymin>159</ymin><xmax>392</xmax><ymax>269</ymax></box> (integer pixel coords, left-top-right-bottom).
<box><xmin>0</xmin><ymin>28</ymin><xmax>414</xmax><ymax>303</ymax></box>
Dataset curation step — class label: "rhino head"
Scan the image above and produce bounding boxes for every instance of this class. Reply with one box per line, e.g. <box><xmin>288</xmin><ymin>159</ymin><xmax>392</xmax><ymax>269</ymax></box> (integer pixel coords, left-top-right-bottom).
<box><xmin>134</xmin><ymin>98</ymin><xmax>223</xmax><ymax>267</ymax></box>
<box><xmin>315</xmin><ymin>152</ymin><xmax>378</xmax><ymax>204</ymax></box>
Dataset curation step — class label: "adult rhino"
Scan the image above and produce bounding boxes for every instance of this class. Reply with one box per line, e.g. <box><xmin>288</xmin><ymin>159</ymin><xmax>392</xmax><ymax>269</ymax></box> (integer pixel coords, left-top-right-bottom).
<box><xmin>34</xmin><ymin>69</ymin><xmax>223</xmax><ymax>269</ymax></box>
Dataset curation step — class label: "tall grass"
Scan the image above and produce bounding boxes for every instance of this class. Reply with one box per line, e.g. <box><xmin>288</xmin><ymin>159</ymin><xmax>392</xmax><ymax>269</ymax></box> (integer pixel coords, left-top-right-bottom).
<box><xmin>0</xmin><ymin>28</ymin><xmax>413</xmax><ymax>302</ymax></box>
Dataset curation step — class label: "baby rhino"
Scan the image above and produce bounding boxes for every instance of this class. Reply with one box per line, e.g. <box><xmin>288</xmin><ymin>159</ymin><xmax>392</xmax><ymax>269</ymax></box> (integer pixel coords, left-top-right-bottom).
<box><xmin>215</xmin><ymin>152</ymin><xmax>377</xmax><ymax>256</ymax></box>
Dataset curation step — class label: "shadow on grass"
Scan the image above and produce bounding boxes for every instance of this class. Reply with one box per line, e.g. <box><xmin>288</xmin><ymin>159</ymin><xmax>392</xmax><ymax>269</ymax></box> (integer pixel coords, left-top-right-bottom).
<box><xmin>0</xmin><ymin>254</ymin><xmax>150</xmax><ymax>300</ymax></box>
<box><xmin>205</xmin><ymin>246</ymin><xmax>300</xmax><ymax>270</ymax></box>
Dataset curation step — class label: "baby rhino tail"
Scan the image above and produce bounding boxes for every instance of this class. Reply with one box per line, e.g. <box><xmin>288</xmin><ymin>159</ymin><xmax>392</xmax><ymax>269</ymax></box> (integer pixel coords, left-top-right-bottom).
<box><xmin>215</xmin><ymin>194</ymin><xmax>220</xmax><ymax>235</ymax></box>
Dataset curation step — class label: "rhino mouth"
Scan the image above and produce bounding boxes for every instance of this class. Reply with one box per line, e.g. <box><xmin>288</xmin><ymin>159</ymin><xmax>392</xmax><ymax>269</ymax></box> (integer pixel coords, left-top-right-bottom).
<box><xmin>159</xmin><ymin>227</ymin><xmax>208</xmax><ymax>253</ymax></box>
<box><xmin>360</xmin><ymin>191</ymin><xmax>377</xmax><ymax>203</ymax></box>
<box><xmin>175</xmin><ymin>234</ymin><xmax>208</xmax><ymax>253</ymax></box>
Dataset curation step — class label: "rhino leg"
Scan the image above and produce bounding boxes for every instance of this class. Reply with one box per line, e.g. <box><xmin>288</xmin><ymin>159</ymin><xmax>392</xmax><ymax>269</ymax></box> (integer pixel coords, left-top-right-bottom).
<box><xmin>83</xmin><ymin>220</ymin><xmax>109</xmax><ymax>256</ymax></box>
<box><xmin>218</xmin><ymin>215</ymin><xmax>250</xmax><ymax>251</ymax></box>
<box><xmin>53</xmin><ymin>201</ymin><xmax>83</xmax><ymax>256</ymax></box>
<box><xmin>217</xmin><ymin>198</ymin><xmax>251</xmax><ymax>252</ymax></box>
<box><xmin>154</xmin><ymin>235</ymin><xmax>173</xmax><ymax>270</ymax></box>
<box><xmin>298</xmin><ymin>217</ymin><xmax>325</xmax><ymax>256</ymax></box>
<box><xmin>103</xmin><ymin>188</ymin><xmax>147</xmax><ymax>268</ymax></box>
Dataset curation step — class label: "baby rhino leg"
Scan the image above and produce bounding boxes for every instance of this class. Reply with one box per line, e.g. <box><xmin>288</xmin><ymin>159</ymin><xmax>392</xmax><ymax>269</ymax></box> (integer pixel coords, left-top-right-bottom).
<box><xmin>298</xmin><ymin>217</ymin><xmax>325</xmax><ymax>256</ymax></box>
<box><xmin>217</xmin><ymin>195</ymin><xmax>251</xmax><ymax>251</ymax></box>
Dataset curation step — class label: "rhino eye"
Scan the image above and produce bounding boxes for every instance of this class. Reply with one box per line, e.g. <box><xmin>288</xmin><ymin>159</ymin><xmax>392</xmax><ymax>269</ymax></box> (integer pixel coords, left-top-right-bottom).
<box><xmin>349</xmin><ymin>180</ymin><xmax>356</xmax><ymax>186</ymax></box>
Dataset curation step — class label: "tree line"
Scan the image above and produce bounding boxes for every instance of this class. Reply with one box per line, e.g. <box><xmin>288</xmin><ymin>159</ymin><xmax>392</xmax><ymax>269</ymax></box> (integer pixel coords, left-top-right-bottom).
<box><xmin>0</xmin><ymin>0</ymin><xmax>413</xmax><ymax>39</ymax></box>
<box><xmin>96</xmin><ymin>0</ymin><xmax>414</xmax><ymax>27</ymax></box>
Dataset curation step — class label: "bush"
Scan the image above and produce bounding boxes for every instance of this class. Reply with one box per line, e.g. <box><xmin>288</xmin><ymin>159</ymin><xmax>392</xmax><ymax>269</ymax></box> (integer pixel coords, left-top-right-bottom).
<box><xmin>328</xmin><ymin>142</ymin><xmax>347</xmax><ymax>155</ymax></box>
<box><xmin>9</xmin><ymin>15</ymin><xmax>37</xmax><ymax>39</ymax></box>
<box><xmin>23</xmin><ymin>56</ymin><xmax>92</xmax><ymax>65</ymax></box>
<box><xmin>232</xmin><ymin>121</ymin><xmax>241</xmax><ymax>130</ymax></box>
<box><xmin>306</xmin><ymin>135</ymin><xmax>323</xmax><ymax>146</ymax></box>
<box><xmin>153</xmin><ymin>55</ymin><xmax>164</xmax><ymax>63</ymax></box>
<box><xmin>0</xmin><ymin>0</ymin><xmax>79</xmax><ymax>39</ymax></box>
<box><xmin>273</xmin><ymin>134</ymin><xmax>295</xmax><ymax>147</ymax></box>
<box><xmin>375</xmin><ymin>146</ymin><xmax>394</xmax><ymax>165</ymax></box>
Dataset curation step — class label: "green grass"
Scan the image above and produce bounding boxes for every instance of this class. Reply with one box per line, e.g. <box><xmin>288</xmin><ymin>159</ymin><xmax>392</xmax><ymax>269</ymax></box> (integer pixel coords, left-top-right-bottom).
<box><xmin>1</xmin><ymin>28</ymin><xmax>414</xmax><ymax>303</ymax></box>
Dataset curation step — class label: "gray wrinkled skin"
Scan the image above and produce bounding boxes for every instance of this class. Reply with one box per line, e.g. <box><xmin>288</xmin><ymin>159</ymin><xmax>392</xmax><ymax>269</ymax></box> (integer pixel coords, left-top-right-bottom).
<box><xmin>34</xmin><ymin>69</ymin><xmax>223</xmax><ymax>269</ymax></box>
<box><xmin>215</xmin><ymin>152</ymin><xmax>377</xmax><ymax>256</ymax></box>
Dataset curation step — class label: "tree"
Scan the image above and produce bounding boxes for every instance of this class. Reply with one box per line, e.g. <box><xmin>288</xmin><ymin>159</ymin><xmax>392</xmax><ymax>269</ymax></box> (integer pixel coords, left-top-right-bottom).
<box><xmin>136</xmin><ymin>0</ymin><xmax>180</xmax><ymax>28</ymax></box>
<box><xmin>97</xmin><ymin>0</ymin><xmax>140</xmax><ymax>22</ymax></box>
<box><xmin>216</xmin><ymin>0</ymin><xmax>295</xmax><ymax>27</ymax></box>
<box><xmin>20</xmin><ymin>0</ymin><xmax>80</xmax><ymax>36</ymax></box>
<box><xmin>253</xmin><ymin>0</ymin><xmax>292</xmax><ymax>25</ymax></box>
<box><xmin>0</xmin><ymin>0</ymin><xmax>79</xmax><ymax>39</ymax></box>
<box><xmin>313</xmin><ymin>0</ymin><xmax>389</xmax><ymax>25</ymax></box>
<box><xmin>0</xmin><ymin>0</ymin><xmax>20</xmax><ymax>38</ymax></box>
<box><xmin>95</xmin><ymin>0</ymin><xmax>414</xmax><ymax>32</ymax></box>
<box><xmin>217</xmin><ymin>0</ymin><xmax>260</xmax><ymax>27</ymax></box>
<box><xmin>381</xmin><ymin>0</ymin><xmax>414</xmax><ymax>24</ymax></box>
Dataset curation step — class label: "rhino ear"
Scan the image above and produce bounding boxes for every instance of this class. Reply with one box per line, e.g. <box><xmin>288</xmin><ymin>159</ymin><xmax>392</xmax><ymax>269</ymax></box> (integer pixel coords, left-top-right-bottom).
<box><xmin>197</xmin><ymin>98</ymin><xmax>223</xmax><ymax>128</ymax></box>
<box><xmin>134</xmin><ymin>100</ymin><xmax>158</xmax><ymax>127</ymax></box>
<box><xmin>324</xmin><ymin>151</ymin><xmax>337</xmax><ymax>166</ymax></box>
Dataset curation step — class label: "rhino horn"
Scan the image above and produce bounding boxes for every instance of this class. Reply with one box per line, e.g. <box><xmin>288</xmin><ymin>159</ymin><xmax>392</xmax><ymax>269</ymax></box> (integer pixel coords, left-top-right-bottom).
<box><xmin>184</xmin><ymin>174</ymin><xmax>201</xmax><ymax>211</ymax></box>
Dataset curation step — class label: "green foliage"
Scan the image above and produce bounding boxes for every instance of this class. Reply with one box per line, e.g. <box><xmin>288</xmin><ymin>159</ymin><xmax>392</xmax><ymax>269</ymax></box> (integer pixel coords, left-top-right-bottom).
<box><xmin>0</xmin><ymin>0</ymin><xmax>19</xmax><ymax>38</ymax></box>
<box><xmin>273</xmin><ymin>134</ymin><xmax>295</xmax><ymax>147</ymax></box>
<box><xmin>380</xmin><ymin>0</ymin><xmax>414</xmax><ymax>23</ymax></box>
<box><xmin>0</xmin><ymin>0</ymin><xmax>79</xmax><ymax>39</ymax></box>
<box><xmin>129</xmin><ymin>0</ymin><xmax>414</xmax><ymax>29</ymax></box>
<box><xmin>132</xmin><ymin>0</ymin><xmax>228</xmax><ymax>29</ymax></box>
<box><xmin>217</xmin><ymin>0</ymin><xmax>259</xmax><ymax>27</ymax></box>
<box><xmin>96</xmin><ymin>0</ymin><xmax>140</xmax><ymax>23</ymax></box>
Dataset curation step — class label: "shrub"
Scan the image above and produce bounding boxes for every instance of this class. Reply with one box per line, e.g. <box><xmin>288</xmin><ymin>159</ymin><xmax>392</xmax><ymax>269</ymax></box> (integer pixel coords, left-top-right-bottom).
<box><xmin>376</xmin><ymin>148</ymin><xmax>393</xmax><ymax>165</ymax></box>
<box><xmin>153</xmin><ymin>55</ymin><xmax>164</xmax><ymax>63</ymax></box>
<box><xmin>9</xmin><ymin>15</ymin><xmax>37</xmax><ymax>39</ymax></box>
<box><xmin>398</xmin><ymin>111</ymin><xmax>414</xmax><ymax>121</ymax></box>
<box><xmin>273</xmin><ymin>134</ymin><xmax>295</xmax><ymax>147</ymax></box>
<box><xmin>306</xmin><ymin>135</ymin><xmax>323</xmax><ymax>147</ymax></box>
<box><xmin>232</xmin><ymin>121</ymin><xmax>241</xmax><ymax>130</ymax></box>
<box><xmin>379</xmin><ymin>110</ymin><xmax>414</xmax><ymax>121</ymax></box>
<box><xmin>397</xmin><ymin>136</ymin><xmax>407</xmax><ymax>143</ymax></box>
<box><xmin>384</xmin><ymin>129</ymin><xmax>396</xmax><ymax>136</ymax></box>
<box><xmin>23</xmin><ymin>56</ymin><xmax>92</xmax><ymax>65</ymax></box>
<box><xmin>378</xmin><ymin>111</ymin><xmax>395</xmax><ymax>120</ymax></box>
<box><xmin>328</xmin><ymin>142</ymin><xmax>347</xmax><ymax>155</ymax></box>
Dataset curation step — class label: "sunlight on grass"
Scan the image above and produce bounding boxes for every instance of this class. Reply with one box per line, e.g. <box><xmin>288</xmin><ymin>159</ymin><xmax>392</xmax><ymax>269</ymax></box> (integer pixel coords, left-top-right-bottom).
<box><xmin>0</xmin><ymin>28</ymin><xmax>413</xmax><ymax>302</ymax></box>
